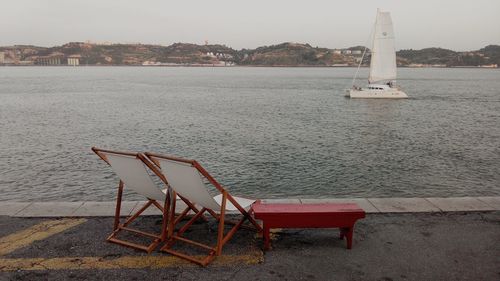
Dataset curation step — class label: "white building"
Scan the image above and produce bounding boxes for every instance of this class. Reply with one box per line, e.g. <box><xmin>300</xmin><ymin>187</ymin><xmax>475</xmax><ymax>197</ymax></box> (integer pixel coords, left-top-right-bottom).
<box><xmin>67</xmin><ymin>55</ymin><xmax>80</xmax><ymax>66</ymax></box>
<box><xmin>36</xmin><ymin>56</ymin><xmax>62</xmax><ymax>65</ymax></box>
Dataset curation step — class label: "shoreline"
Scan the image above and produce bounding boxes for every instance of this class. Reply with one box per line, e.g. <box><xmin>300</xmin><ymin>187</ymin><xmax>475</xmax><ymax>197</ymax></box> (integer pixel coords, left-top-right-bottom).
<box><xmin>0</xmin><ymin>64</ymin><xmax>498</xmax><ymax>69</ymax></box>
<box><xmin>1</xmin><ymin>196</ymin><xmax>498</xmax><ymax>217</ymax></box>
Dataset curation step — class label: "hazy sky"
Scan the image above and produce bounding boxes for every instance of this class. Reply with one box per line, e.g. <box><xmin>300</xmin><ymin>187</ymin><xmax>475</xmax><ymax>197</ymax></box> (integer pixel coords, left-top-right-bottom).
<box><xmin>2</xmin><ymin>0</ymin><xmax>499</xmax><ymax>51</ymax></box>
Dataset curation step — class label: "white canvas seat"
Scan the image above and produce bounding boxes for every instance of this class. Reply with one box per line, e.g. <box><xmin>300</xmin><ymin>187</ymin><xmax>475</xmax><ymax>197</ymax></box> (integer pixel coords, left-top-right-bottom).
<box><xmin>213</xmin><ymin>194</ymin><xmax>255</xmax><ymax>211</ymax></box>
<box><xmin>145</xmin><ymin>152</ymin><xmax>262</xmax><ymax>266</ymax></box>
<box><xmin>157</xmin><ymin>158</ymin><xmax>255</xmax><ymax>212</ymax></box>
<box><xmin>106</xmin><ymin>154</ymin><xmax>167</xmax><ymax>202</ymax></box>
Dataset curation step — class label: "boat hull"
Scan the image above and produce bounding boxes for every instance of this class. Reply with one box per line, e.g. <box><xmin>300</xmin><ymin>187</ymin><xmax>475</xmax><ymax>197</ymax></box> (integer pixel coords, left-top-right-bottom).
<box><xmin>348</xmin><ymin>88</ymin><xmax>408</xmax><ymax>99</ymax></box>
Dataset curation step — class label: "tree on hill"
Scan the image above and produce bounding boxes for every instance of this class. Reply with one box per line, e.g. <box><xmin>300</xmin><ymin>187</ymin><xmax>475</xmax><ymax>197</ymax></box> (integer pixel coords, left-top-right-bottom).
<box><xmin>479</xmin><ymin>45</ymin><xmax>500</xmax><ymax>64</ymax></box>
<box><xmin>397</xmin><ymin>48</ymin><xmax>457</xmax><ymax>65</ymax></box>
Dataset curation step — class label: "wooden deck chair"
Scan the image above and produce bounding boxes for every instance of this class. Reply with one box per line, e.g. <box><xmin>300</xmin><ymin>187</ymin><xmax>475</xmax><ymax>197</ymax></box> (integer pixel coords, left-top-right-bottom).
<box><xmin>91</xmin><ymin>147</ymin><xmax>203</xmax><ymax>253</ymax></box>
<box><xmin>145</xmin><ymin>152</ymin><xmax>262</xmax><ymax>266</ymax></box>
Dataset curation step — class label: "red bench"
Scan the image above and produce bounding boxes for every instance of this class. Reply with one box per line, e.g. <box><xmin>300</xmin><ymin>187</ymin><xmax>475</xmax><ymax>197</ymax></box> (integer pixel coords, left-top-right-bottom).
<box><xmin>252</xmin><ymin>202</ymin><xmax>365</xmax><ymax>250</ymax></box>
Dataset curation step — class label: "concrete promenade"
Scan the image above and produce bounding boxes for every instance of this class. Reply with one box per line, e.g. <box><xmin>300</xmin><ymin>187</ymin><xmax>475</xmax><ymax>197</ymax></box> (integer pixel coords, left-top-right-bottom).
<box><xmin>0</xmin><ymin>197</ymin><xmax>499</xmax><ymax>280</ymax></box>
<box><xmin>1</xmin><ymin>196</ymin><xmax>499</xmax><ymax>217</ymax></box>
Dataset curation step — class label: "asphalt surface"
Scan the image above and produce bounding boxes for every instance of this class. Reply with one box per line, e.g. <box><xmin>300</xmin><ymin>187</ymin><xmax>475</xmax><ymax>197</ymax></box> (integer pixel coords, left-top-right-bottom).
<box><xmin>0</xmin><ymin>212</ymin><xmax>499</xmax><ymax>281</ymax></box>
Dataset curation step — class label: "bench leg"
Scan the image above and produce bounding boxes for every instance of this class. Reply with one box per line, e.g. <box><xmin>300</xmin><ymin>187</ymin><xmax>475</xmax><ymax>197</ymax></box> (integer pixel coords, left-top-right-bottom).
<box><xmin>339</xmin><ymin>226</ymin><xmax>354</xmax><ymax>249</ymax></box>
<box><xmin>339</xmin><ymin>227</ymin><xmax>347</xmax><ymax>240</ymax></box>
<box><xmin>346</xmin><ymin>226</ymin><xmax>354</xmax><ymax>249</ymax></box>
<box><xmin>263</xmin><ymin>224</ymin><xmax>271</xmax><ymax>250</ymax></box>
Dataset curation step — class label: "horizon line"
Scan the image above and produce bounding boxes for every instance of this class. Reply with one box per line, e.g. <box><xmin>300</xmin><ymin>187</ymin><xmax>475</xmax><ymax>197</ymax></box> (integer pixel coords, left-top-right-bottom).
<box><xmin>1</xmin><ymin>41</ymin><xmax>498</xmax><ymax>53</ymax></box>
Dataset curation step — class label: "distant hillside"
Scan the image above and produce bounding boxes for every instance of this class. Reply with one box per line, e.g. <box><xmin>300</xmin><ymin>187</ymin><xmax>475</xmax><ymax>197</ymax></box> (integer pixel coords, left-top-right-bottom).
<box><xmin>397</xmin><ymin>48</ymin><xmax>457</xmax><ymax>66</ymax></box>
<box><xmin>239</xmin><ymin>42</ymin><xmax>343</xmax><ymax>66</ymax></box>
<box><xmin>0</xmin><ymin>42</ymin><xmax>498</xmax><ymax>67</ymax></box>
<box><xmin>0</xmin><ymin>42</ymin><xmax>238</xmax><ymax>66</ymax></box>
<box><xmin>479</xmin><ymin>45</ymin><xmax>500</xmax><ymax>64</ymax></box>
<box><xmin>397</xmin><ymin>46</ymin><xmax>500</xmax><ymax>67</ymax></box>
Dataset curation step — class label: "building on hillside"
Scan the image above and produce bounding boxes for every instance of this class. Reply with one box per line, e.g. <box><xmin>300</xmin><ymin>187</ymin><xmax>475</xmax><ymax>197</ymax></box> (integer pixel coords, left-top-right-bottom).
<box><xmin>36</xmin><ymin>55</ymin><xmax>63</xmax><ymax>65</ymax></box>
<box><xmin>67</xmin><ymin>55</ymin><xmax>80</xmax><ymax>66</ymax></box>
<box><xmin>352</xmin><ymin>50</ymin><xmax>362</xmax><ymax>55</ymax></box>
<box><xmin>479</xmin><ymin>64</ymin><xmax>498</xmax><ymax>68</ymax></box>
<box><xmin>343</xmin><ymin>50</ymin><xmax>352</xmax><ymax>55</ymax></box>
<box><xmin>333</xmin><ymin>50</ymin><xmax>341</xmax><ymax>55</ymax></box>
<box><xmin>0</xmin><ymin>52</ymin><xmax>4</xmax><ymax>64</ymax></box>
<box><xmin>2</xmin><ymin>50</ymin><xmax>18</xmax><ymax>64</ymax></box>
<box><xmin>19</xmin><ymin>60</ymin><xmax>34</xmax><ymax>65</ymax></box>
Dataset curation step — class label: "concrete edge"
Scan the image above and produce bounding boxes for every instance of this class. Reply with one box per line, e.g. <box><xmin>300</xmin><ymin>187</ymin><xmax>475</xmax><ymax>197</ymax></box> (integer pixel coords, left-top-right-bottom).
<box><xmin>0</xmin><ymin>197</ymin><xmax>498</xmax><ymax>217</ymax></box>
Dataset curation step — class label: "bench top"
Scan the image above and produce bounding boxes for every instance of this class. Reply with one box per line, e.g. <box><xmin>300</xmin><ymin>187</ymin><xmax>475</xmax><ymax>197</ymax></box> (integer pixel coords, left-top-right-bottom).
<box><xmin>252</xmin><ymin>203</ymin><xmax>365</xmax><ymax>216</ymax></box>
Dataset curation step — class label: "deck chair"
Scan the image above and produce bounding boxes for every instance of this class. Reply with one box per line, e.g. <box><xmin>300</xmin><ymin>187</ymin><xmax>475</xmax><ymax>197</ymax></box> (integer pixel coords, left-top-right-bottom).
<box><xmin>91</xmin><ymin>147</ymin><xmax>203</xmax><ymax>253</ymax></box>
<box><xmin>145</xmin><ymin>152</ymin><xmax>262</xmax><ymax>266</ymax></box>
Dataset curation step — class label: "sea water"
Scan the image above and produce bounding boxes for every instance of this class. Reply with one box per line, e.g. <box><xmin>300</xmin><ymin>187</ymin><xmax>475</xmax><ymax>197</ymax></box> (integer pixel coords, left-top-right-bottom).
<box><xmin>0</xmin><ymin>66</ymin><xmax>499</xmax><ymax>201</ymax></box>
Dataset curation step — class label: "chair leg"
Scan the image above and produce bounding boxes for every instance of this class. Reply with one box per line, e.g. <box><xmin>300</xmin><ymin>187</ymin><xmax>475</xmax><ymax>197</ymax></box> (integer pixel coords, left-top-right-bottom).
<box><xmin>167</xmin><ymin>191</ymin><xmax>211</xmax><ymax>237</ymax></box>
<box><xmin>221</xmin><ymin>216</ymin><xmax>246</xmax><ymax>246</ymax></box>
<box><xmin>160</xmin><ymin>191</ymin><xmax>170</xmax><ymax>241</ymax></box>
<box><xmin>160</xmin><ymin>204</ymin><xmax>217</xmax><ymax>266</ymax></box>
<box><xmin>216</xmin><ymin>193</ymin><xmax>227</xmax><ymax>255</ymax></box>
<box><xmin>159</xmin><ymin>196</ymin><xmax>258</xmax><ymax>266</ymax></box>
<box><xmin>167</xmin><ymin>192</ymin><xmax>179</xmax><ymax>239</ymax></box>
<box><xmin>113</xmin><ymin>181</ymin><xmax>124</xmax><ymax>231</ymax></box>
<box><xmin>177</xmin><ymin>208</ymin><xmax>207</xmax><ymax>236</ymax></box>
<box><xmin>107</xmin><ymin>198</ymin><xmax>168</xmax><ymax>253</ymax></box>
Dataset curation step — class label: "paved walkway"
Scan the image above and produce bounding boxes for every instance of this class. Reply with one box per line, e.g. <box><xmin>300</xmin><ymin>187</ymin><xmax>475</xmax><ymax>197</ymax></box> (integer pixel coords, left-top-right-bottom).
<box><xmin>0</xmin><ymin>212</ymin><xmax>498</xmax><ymax>280</ymax></box>
<box><xmin>1</xmin><ymin>197</ymin><xmax>499</xmax><ymax>217</ymax></box>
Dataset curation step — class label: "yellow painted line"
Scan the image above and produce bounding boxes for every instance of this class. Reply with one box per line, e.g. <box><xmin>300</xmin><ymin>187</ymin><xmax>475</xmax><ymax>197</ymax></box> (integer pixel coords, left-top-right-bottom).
<box><xmin>0</xmin><ymin>218</ymin><xmax>87</xmax><ymax>256</ymax></box>
<box><xmin>0</xmin><ymin>252</ymin><xmax>263</xmax><ymax>271</ymax></box>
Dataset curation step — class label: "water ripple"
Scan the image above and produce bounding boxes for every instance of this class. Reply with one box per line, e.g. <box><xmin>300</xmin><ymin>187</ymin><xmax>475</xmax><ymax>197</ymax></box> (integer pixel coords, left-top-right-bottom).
<box><xmin>0</xmin><ymin>67</ymin><xmax>499</xmax><ymax>201</ymax></box>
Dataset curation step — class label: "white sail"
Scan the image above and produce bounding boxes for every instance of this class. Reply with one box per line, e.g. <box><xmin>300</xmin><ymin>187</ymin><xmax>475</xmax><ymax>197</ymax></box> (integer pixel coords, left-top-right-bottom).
<box><xmin>368</xmin><ymin>10</ymin><xmax>397</xmax><ymax>83</ymax></box>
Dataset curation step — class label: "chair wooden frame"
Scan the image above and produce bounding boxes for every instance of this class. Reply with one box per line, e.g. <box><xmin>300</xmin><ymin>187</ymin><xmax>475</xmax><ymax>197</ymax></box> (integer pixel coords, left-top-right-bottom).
<box><xmin>145</xmin><ymin>152</ymin><xmax>262</xmax><ymax>266</ymax></box>
<box><xmin>91</xmin><ymin>147</ymin><xmax>204</xmax><ymax>254</ymax></box>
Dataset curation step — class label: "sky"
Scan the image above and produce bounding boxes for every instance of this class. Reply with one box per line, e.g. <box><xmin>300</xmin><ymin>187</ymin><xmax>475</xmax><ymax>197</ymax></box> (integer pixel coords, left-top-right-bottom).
<box><xmin>2</xmin><ymin>0</ymin><xmax>499</xmax><ymax>51</ymax></box>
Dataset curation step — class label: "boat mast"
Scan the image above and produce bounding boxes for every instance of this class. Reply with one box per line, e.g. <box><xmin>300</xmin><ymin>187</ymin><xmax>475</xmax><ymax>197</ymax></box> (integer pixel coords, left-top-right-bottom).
<box><xmin>351</xmin><ymin>15</ymin><xmax>376</xmax><ymax>88</ymax></box>
<box><xmin>351</xmin><ymin>45</ymin><xmax>369</xmax><ymax>88</ymax></box>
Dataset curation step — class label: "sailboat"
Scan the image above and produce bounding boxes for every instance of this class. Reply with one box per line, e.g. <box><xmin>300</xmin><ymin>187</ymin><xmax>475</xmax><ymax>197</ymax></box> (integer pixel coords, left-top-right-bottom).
<box><xmin>348</xmin><ymin>9</ymin><xmax>408</xmax><ymax>99</ymax></box>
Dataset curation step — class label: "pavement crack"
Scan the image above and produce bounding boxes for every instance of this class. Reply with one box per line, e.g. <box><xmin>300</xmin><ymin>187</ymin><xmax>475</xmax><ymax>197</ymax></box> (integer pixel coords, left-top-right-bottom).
<box><xmin>31</xmin><ymin>260</ymin><xmax>50</xmax><ymax>271</ymax></box>
<box><xmin>101</xmin><ymin>253</ymin><xmax>122</xmax><ymax>260</ymax></box>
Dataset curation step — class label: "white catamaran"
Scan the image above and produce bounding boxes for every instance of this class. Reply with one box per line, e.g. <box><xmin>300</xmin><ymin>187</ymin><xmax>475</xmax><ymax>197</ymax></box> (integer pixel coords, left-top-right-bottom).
<box><xmin>348</xmin><ymin>9</ymin><xmax>408</xmax><ymax>99</ymax></box>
